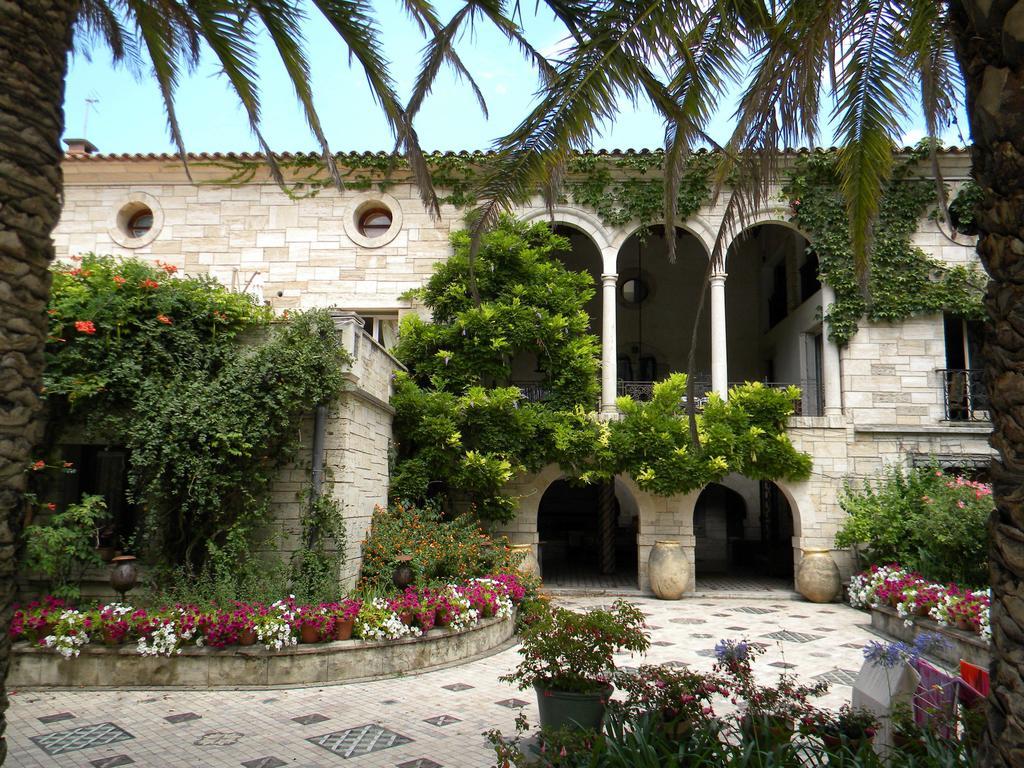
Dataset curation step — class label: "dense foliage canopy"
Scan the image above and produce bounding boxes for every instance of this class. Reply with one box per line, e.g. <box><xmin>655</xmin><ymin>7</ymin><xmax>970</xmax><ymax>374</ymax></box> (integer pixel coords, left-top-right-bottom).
<box><xmin>391</xmin><ymin>219</ymin><xmax>811</xmax><ymax>521</ymax></box>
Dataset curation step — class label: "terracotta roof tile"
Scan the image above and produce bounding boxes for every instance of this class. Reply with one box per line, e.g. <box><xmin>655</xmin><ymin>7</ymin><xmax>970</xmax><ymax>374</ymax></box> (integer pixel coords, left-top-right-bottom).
<box><xmin>63</xmin><ymin>146</ymin><xmax>971</xmax><ymax>161</ymax></box>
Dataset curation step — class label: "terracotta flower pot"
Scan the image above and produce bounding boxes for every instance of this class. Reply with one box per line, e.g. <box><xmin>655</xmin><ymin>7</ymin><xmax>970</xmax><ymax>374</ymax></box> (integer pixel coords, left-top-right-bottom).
<box><xmin>741</xmin><ymin>714</ymin><xmax>794</xmax><ymax>746</ymax></box>
<box><xmin>238</xmin><ymin>628</ymin><xmax>257</xmax><ymax>646</ymax></box>
<box><xmin>300</xmin><ymin>624</ymin><xmax>321</xmax><ymax>644</ymax></box>
<box><xmin>333</xmin><ymin>618</ymin><xmax>354</xmax><ymax>641</ymax></box>
<box><xmin>821</xmin><ymin>728</ymin><xmax>874</xmax><ymax>753</ymax></box>
<box><xmin>955</xmin><ymin>616</ymin><xmax>975</xmax><ymax>632</ymax></box>
<box><xmin>659</xmin><ymin>712</ymin><xmax>693</xmax><ymax>739</ymax></box>
<box><xmin>102</xmin><ymin>626</ymin><xmax>124</xmax><ymax>646</ymax></box>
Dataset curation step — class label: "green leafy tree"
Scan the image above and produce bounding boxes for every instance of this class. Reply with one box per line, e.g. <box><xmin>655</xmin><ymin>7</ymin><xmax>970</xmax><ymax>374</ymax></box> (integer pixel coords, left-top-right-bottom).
<box><xmin>23</xmin><ymin>494</ymin><xmax>107</xmax><ymax>600</ymax></box>
<box><xmin>608</xmin><ymin>376</ymin><xmax>812</xmax><ymax>496</ymax></box>
<box><xmin>392</xmin><ymin>218</ymin><xmax>603</xmax><ymax>520</ymax></box>
<box><xmin>392</xmin><ymin>222</ymin><xmax>810</xmax><ymax>519</ymax></box>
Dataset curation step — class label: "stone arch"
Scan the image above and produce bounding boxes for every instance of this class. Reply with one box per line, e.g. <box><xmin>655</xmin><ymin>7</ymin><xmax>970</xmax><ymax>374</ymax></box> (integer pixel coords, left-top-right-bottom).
<box><xmin>616</xmin><ymin>472</ymin><xmax>701</xmax><ymax>593</ymax></box>
<box><xmin>610</xmin><ymin>220</ymin><xmax>714</xmax><ymax>266</ymax></box>
<box><xmin>518</xmin><ymin>207</ymin><xmax>613</xmax><ymax>252</ymax></box>
<box><xmin>689</xmin><ymin>474</ymin><xmax>807</xmax><ymax>585</ymax></box>
<box><xmin>722</xmin><ymin>212</ymin><xmax>814</xmax><ymax>270</ymax></box>
<box><xmin>495</xmin><ymin>464</ymin><xmax>674</xmax><ymax>589</ymax></box>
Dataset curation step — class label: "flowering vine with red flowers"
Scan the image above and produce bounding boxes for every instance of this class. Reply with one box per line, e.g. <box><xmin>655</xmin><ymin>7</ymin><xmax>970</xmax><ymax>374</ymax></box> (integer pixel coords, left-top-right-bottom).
<box><xmin>35</xmin><ymin>254</ymin><xmax>349</xmax><ymax>590</ymax></box>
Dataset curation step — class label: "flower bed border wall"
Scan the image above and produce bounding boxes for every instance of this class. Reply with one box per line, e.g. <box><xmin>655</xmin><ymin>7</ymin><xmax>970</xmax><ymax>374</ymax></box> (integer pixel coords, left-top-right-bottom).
<box><xmin>9</xmin><ymin>613</ymin><xmax>514</xmax><ymax>689</ymax></box>
<box><xmin>869</xmin><ymin>605</ymin><xmax>990</xmax><ymax>668</ymax></box>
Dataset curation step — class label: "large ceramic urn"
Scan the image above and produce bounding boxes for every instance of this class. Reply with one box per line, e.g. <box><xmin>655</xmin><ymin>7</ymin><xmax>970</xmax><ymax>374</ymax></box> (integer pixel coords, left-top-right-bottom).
<box><xmin>510</xmin><ymin>544</ymin><xmax>542</xmax><ymax>580</ymax></box>
<box><xmin>647</xmin><ymin>540</ymin><xmax>690</xmax><ymax>600</ymax></box>
<box><xmin>796</xmin><ymin>548</ymin><xmax>841</xmax><ymax>603</ymax></box>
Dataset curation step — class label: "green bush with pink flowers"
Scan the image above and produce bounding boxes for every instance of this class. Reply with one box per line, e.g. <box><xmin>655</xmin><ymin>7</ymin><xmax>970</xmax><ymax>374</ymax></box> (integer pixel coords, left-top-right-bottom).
<box><xmin>835</xmin><ymin>464</ymin><xmax>991</xmax><ymax>585</ymax></box>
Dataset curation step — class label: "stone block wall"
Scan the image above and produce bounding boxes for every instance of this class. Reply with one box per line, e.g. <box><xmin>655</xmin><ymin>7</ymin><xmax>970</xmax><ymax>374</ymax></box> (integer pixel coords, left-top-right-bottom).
<box><xmin>264</xmin><ymin>318</ymin><xmax>402</xmax><ymax>589</ymax></box>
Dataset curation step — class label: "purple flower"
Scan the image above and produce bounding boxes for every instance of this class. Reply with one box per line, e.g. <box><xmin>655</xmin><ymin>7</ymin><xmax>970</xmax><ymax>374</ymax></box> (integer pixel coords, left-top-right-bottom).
<box><xmin>715</xmin><ymin>639</ymin><xmax>750</xmax><ymax>664</ymax></box>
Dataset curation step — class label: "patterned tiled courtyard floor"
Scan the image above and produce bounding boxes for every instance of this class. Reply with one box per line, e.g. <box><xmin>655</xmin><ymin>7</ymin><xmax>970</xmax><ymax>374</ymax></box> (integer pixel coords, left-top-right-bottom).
<box><xmin>5</xmin><ymin>597</ymin><xmax>877</xmax><ymax>768</ymax></box>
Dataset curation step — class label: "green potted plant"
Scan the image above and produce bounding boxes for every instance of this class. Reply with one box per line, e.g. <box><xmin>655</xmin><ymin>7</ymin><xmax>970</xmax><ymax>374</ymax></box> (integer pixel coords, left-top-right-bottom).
<box><xmin>500</xmin><ymin>599</ymin><xmax>649</xmax><ymax>732</ymax></box>
<box><xmin>807</xmin><ymin>704</ymin><xmax>879</xmax><ymax>754</ymax></box>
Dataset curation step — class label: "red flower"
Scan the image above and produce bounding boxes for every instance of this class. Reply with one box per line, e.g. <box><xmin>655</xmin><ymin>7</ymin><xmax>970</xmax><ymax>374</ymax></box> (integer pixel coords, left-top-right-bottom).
<box><xmin>159</xmin><ymin>262</ymin><xmax>178</xmax><ymax>274</ymax></box>
<box><xmin>74</xmin><ymin>320</ymin><xmax>96</xmax><ymax>335</ymax></box>
<box><xmin>113</xmin><ymin>275</ymin><xmax>126</xmax><ymax>286</ymax></box>
<box><xmin>31</xmin><ymin>460</ymin><xmax>45</xmax><ymax>471</ymax></box>
<box><xmin>157</xmin><ymin>314</ymin><xmax>173</xmax><ymax>325</ymax></box>
<box><xmin>46</xmin><ymin>503</ymin><xmax>56</xmax><ymax>511</ymax></box>
<box><xmin>140</xmin><ymin>279</ymin><xmax>159</xmax><ymax>290</ymax></box>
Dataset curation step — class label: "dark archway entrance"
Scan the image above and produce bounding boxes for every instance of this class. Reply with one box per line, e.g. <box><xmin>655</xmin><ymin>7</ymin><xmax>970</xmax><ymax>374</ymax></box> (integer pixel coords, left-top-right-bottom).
<box><xmin>694</xmin><ymin>479</ymin><xmax>795</xmax><ymax>587</ymax></box>
<box><xmin>537</xmin><ymin>478</ymin><xmax>638</xmax><ymax>588</ymax></box>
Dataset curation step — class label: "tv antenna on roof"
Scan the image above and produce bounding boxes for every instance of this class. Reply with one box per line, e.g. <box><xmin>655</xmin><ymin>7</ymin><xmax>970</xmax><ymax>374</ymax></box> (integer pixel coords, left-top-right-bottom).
<box><xmin>83</xmin><ymin>93</ymin><xmax>99</xmax><ymax>138</ymax></box>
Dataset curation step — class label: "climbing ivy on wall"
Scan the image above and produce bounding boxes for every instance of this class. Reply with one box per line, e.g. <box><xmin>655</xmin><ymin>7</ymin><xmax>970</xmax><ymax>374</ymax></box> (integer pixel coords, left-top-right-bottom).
<box><xmin>782</xmin><ymin>149</ymin><xmax>986</xmax><ymax>345</ymax></box>
<box><xmin>563</xmin><ymin>152</ymin><xmax>715</xmax><ymax>230</ymax></box>
<box><xmin>210</xmin><ymin>151</ymin><xmax>714</xmax><ymax>233</ymax></box>
<box><xmin>212</xmin><ymin>147</ymin><xmax>984</xmax><ymax>349</ymax></box>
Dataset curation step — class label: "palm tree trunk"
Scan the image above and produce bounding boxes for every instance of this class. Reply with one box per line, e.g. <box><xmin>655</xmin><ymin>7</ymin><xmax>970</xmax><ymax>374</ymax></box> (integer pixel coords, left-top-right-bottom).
<box><xmin>0</xmin><ymin>1</ymin><xmax>78</xmax><ymax>762</ymax></box>
<box><xmin>949</xmin><ymin>0</ymin><xmax>1024</xmax><ymax>764</ymax></box>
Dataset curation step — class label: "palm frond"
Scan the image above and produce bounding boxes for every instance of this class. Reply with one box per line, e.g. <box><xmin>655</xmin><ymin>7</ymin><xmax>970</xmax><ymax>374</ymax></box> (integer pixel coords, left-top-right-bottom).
<box><xmin>406</xmin><ymin>5</ymin><xmax>488</xmax><ymax>123</ymax></box>
<box><xmin>246</xmin><ymin>0</ymin><xmax>341</xmax><ymax>187</ymax></box>
<box><xmin>833</xmin><ymin>0</ymin><xmax>912</xmax><ymax>278</ymax></box>
<box><xmin>312</xmin><ymin>0</ymin><xmax>438</xmax><ymax>216</ymax></box>
<box><xmin>396</xmin><ymin>0</ymin><xmax>441</xmax><ymax>36</ymax></box>
<box><xmin>186</xmin><ymin>0</ymin><xmax>284</xmax><ymax>184</ymax></box>
<box><xmin>466</xmin><ymin>0</ymin><xmax>557</xmax><ymax>82</ymax></box>
<box><xmin>660</xmin><ymin>6</ymin><xmax>743</xmax><ymax>260</ymax></box>
<box><xmin>900</xmin><ymin>0</ymin><xmax>961</xmax><ymax>229</ymax></box>
<box><xmin>121</xmin><ymin>0</ymin><xmax>193</xmax><ymax>179</ymax></box>
<box><xmin>75</xmin><ymin>0</ymin><xmax>141</xmax><ymax>71</ymax></box>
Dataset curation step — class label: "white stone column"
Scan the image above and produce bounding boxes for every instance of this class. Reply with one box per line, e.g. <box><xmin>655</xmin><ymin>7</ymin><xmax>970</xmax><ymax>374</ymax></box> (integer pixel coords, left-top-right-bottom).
<box><xmin>601</xmin><ymin>273</ymin><xmax>618</xmax><ymax>413</ymax></box>
<box><xmin>710</xmin><ymin>272</ymin><xmax>728</xmax><ymax>398</ymax></box>
<box><xmin>821</xmin><ymin>284</ymin><xmax>843</xmax><ymax>416</ymax></box>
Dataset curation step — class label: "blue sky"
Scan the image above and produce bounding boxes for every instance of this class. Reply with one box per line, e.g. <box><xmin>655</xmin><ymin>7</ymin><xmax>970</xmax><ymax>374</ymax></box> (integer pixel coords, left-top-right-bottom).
<box><xmin>63</xmin><ymin>1</ymin><xmax>967</xmax><ymax>155</ymax></box>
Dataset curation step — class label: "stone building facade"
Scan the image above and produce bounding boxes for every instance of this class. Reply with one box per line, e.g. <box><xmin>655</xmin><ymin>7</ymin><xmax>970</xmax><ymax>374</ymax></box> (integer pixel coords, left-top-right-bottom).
<box><xmin>53</xmin><ymin>146</ymin><xmax>993</xmax><ymax>593</ymax></box>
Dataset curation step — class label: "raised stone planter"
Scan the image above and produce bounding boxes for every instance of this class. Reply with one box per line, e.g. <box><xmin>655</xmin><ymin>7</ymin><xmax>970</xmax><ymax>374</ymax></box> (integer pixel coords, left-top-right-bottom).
<box><xmin>869</xmin><ymin>605</ymin><xmax>990</xmax><ymax>669</ymax></box>
<box><xmin>10</xmin><ymin>614</ymin><xmax>514</xmax><ymax>689</ymax></box>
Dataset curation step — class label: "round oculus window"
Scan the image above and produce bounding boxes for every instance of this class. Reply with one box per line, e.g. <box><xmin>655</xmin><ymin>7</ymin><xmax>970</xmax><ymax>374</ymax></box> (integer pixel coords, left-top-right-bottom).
<box><xmin>126</xmin><ymin>208</ymin><xmax>154</xmax><ymax>239</ymax></box>
<box><xmin>620</xmin><ymin>277</ymin><xmax>649</xmax><ymax>304</ymax></box>
<box><xmin>358</xmin><ymin>208</ymin><xmax>393</xmax><ymax>239</ymax></box>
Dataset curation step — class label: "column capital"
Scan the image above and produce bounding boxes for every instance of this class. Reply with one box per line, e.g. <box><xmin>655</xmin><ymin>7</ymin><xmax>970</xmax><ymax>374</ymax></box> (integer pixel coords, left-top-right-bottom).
<box><xmin>601</xmin><ymin>273</ymin><xmax>619</xmax><ymax>286</ymax></box>
<box><xmin>709</xmin><ymin>271</ymin><xmax>728</xmax><ymax>285</ymax></box>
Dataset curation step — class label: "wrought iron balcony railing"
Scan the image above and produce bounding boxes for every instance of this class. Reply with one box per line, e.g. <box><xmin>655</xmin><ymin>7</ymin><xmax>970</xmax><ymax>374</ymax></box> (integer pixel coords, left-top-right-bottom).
<box><xmin>939</xmin><ymin>368</ymin><xmax>989</xmax><ymax>421</ymax></box>
<box><xmin>511</xmin><ymin>378</ymin><xmax>809</xmax><ymax>416</ymax></box>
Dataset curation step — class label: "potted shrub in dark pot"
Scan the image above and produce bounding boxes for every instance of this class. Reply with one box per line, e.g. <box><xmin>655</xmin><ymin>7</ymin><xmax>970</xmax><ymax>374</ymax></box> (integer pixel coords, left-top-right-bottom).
<box><xmin>500</xmin><ymin>599</ymin><xmax>649</xmax><ymax>732</ymax></box>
